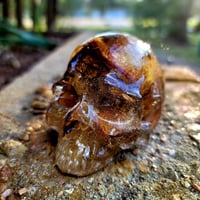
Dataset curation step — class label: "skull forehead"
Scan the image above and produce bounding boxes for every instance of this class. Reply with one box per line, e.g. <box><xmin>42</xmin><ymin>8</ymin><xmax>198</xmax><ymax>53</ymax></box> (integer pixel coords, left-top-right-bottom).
<box><xmin>64</xmin><ymin>33</ymin><xmax>153</xmax><ymax>96</ymax></box>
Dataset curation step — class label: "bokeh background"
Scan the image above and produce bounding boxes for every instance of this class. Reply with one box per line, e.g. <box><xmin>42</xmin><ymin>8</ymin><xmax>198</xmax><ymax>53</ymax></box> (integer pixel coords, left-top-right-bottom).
<box><xmin>0</xmin><ymin>0</ymin><xmax>200</xmax><ymax>67</ymax></box>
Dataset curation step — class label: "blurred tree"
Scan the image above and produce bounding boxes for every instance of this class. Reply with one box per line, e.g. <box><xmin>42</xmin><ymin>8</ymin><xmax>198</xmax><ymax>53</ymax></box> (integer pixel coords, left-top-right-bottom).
<box><xmin>133</xmin><ymin>0</ymin><xmax>194</xmax><ymax>44</ymax></box>
<box><xmin>191</xmin><ymin>0</ymin><xmax>200</xmax><ymax>32</ymax></box>
<box><xmin>1</xmin><ymin>0</ymin><xmax>10</xmax><ymax>19</ymax></box>
<box><xmin>46</xmin><ymin>0</ymin><xmax>57</xmax><ymax>31</ymax></box>
<box><xmin>90</xmin><ymin>0</ymin><xmax>111</xmax><ymax>17</ymax></box>
<box><xmin>31</xmin><ymin>0</ymin><xmax>44</xmax><ymax>32</ymax></box>
<box><xmin>88</xmin><ymin>0</ymin><xmax>125</xmax><ymax>18</ymax></box>
<box><xmin>16</xmin><ymin>0</ymin><xmax>23</xmax><ymax>28</ymax></box>
<box><xmin>59</xmin><ymin>0</ymin><xmax>84</xmax><ymax>16</ymax></box>
<box><xmin>191</xmin><ymin>0</ymin><xmax>200</xmax><ymax>15</ymax></box>
<box><xmin>1</xmin><ymin>0</ymin><xmax>23</xmax><ymax>28</ymax></box>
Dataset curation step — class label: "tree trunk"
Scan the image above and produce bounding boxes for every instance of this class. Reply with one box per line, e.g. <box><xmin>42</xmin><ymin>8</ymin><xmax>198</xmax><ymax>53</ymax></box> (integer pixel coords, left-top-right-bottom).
<box><xmin>15</xmin><ymin>0</ymin><xmax>23</xmax><ymax>28</ymax></box>
<box><xmin>31</xmin><ymin>0</ymin><xmax>43</xmax><ymax>32</ymax></box>
<box><xmin>31</xmin><ymin>0</ymin><xmax>37</xmax><ymax>31</ymax></box>
<box><xmin>46</xmin><ymin>0</ymin><xmax>57</xmax><ymax>32</ymax></box>
<box><xmin>2</xmin><ymin>0</ymin><xmax>9</xmax><ymax>20</ymax></box>
<box><xmin>168</xmin><ymin>0</ymin><xmax>194</xmax><ymax>44</ymax></box>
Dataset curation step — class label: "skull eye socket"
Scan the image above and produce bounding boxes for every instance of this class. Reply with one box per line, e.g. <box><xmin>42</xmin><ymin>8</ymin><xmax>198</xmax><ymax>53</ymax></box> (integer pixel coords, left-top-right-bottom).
<box><xmin>64</xmin><ymin>120</ymin><xmax>78</xmax><ymax>136</ymax></box>
<box><xmin>54</xmin><ymin>82</ymin><xmax>79</xmax><ymax>108</ymax></box>
<box><xmin>47</xmin><ymin>127</ymin><xmax>59</xmax><ymax>146</ymax></box>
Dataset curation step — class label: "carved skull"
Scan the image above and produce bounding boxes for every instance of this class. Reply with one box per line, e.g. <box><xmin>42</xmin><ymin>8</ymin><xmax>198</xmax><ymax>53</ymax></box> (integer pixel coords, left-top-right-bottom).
<box><xmin>47</xmin><ymin>32</ymin><xmax>164</xmax><ymax>176</ymax></box>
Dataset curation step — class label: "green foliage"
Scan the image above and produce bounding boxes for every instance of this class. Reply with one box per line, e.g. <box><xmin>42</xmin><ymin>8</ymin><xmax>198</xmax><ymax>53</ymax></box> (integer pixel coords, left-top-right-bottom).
<box><xmin>0</xmin><ymin>20</ymin><xmax>57</xmax><ymax>49</ymax></box>
<box><xmin>90</xmin><ymin>0</ymin><xmax>109</xmax><ymax>16</ymax></box>
<box><xmin>34</xmin><ymin>0</ymin><xmax>46</xmax><ymax>32</ymax></box>
<box><xmin>133</xmin><ymin>0</ymin><xmax>194</xmax><ymax>43</ymax></box>
<box><xmin>59</xmin><ymin>0</ymin><xmax>85</xmax><ymax>16</ymax></box>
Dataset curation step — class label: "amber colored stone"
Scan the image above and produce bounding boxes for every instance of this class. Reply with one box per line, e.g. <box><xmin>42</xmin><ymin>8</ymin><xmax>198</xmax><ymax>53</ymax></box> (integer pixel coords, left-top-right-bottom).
<box><xmin>46</xmin><ymin>32</ymin><xmax>164</xmax><ymax>176</ymax></box>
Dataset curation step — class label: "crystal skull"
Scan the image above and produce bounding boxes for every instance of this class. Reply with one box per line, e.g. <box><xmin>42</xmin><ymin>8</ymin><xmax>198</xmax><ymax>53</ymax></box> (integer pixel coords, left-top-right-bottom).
<box><xmin>47</xmin><ymin>32</ymin><xmax>164</xmax><ymax>176</ymax></box>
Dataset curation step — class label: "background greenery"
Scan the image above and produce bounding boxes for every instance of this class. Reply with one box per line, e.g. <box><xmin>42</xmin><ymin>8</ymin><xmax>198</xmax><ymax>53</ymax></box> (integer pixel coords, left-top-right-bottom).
<box><xmin>0</xmin><ymin>0</ymin><xmax>200</xmax><ymax>66</ymax></box>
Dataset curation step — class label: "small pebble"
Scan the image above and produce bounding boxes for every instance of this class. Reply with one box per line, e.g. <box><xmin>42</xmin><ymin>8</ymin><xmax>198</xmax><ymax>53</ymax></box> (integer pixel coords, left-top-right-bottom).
<box><xmin>58</xmin><ymin>179</ymin><xmax>65</xmax><ymax>185</ymax></box>
<box><xmin>182</xmin><ymin>181</ymin><xmax>191</xmax><ymax>188</ymax></box>
<box><xmin>24</xmin><ymin>119</ymin><xmax>47</xmax><ymax>144</ymax></box>
<box><xmin>188</xmin><ymin>123</ymin><xmax>200</xmax><ymax>132</ymax></box>
<box><xmin>192</xmin><ymin>183</ymin><xmax>200</xmax><ymax>191</ymax></box>
<box><xmin>0</xmin><ymin>163</ymin><xmax>12</xmax><ymax>182</ymax></box>
<box><xmin>65</xmin><ymin>183</ymin><xmax>74</xmax><ymax>194</ymax></box>
<box><xmin>42</xmin><ymin>89</ymin><xmax>53</xmax><ymax>98</ymax></box>
<box><xmin>117</xmin><ymin>167</ymin><xmax>124</xmax><ymax>175</ymax></box>
<box><xmin>152</xmin><ymin>164</ymin><xmax>158</xmax><ymax>172</ymax></box>
<box><xmin>11</xmin><ymin>58</ymin><xmax>21</xmax><ymax>69</ymax></box>
<box><xmin>184</xmin><ymin>181</ymin><xmax>190</xmax><ymax>188</ymax></box>
<box><xmin>88</xmin><ymin>177</ymin><xmax>94</xmax><ymax>184</ymax></box>
<box><xmin>170</xmin><ymin>193</ymin><xmax>181</xmax><ymax>200</ymax></box>
<box><xmin>160</xmin><ymin>134</ymin><xmax>167</xmax><ymax>142</ymax></box>
<box><xmin>57</xmin><ymin>190</ymin><xmax>64</xmax><ymax>197</ymax></box>
<box><xmin>31</xmin><ymin>120</ymin><xmax>42</xmax><ymax>131</ymax></box>
<box><xmin>31</xmin><ymin>100</ymin><xmax>49</xmax><ymax>110</ymax></box>
<box><xmin>65</xmin><ymin>188</ymin><xmax>74</xmax><ymax>194</ymax></box>
<box><xmin>189</xmin><ymin>133</ymin><xmax>200</xmax><ymax>147</ymax></box>
<box><xmin>1</xmin><ymin>188</ymin><xmax>12</xmax><ymax>198</ymax></box>
<box><xmin>35</xmin><ymin>84</ymin><xmax>52</xmax><ymax>97</ymax></box>
<box><xmin>196</xmin><ymin>167</ymin><xmax>200</xmax><ymax>179</ymax></box>
<box><xmin>98</xmin><ymin>184</ymin><xmax>107</xmax><ymax>197</ymax></box>
<box><xmin>132</xmin><ymin>148</ymin><xmax>139</xmax><ymax>156</ymax></box>
<box><xmin>168</xmin><ymin>149</ymin><xmax>176</xmax><ymax>157</ymax></box>
<box><xmin>0</xmin><ymin>140</ymin><xmax>27</xmax><ymax>158</ymax></box>
<box><xmin>18</xmin><ymin>187</ymin><xmax>28</xmax><ymax>195</ymax></box>
<box><xmin>2</xmin><ymin>52</ymin><xmax>21</xmax><ymax>69</ymax></box>
<box><xmin>20</xmin><ymin>133</ymin><xmax>30</xmax><ymax>141</ymax></box>
<box><xmin>26</xmin><ymin>126</ymin><xmax>34</xmax><ymax>132</ymax></box>
<box><xmin>139</xmin><ymin>162</ymin><xmax>149</xmax><ymax>173</ymax></box>
<box><xmin>123</xmin><ymin>180</ymin><xmax>129</xmax><ymax>186</ymax></box>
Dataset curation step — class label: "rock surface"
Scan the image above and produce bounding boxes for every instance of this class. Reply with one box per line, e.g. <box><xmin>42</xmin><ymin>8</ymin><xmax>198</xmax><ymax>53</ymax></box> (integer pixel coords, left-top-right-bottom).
<box><xmin>0</xmin><ymin>139</ymin><xmax>27</xmax><ymax>158</ymax></box>
<box><xmin>0</xmin><ymin>32</ymin><xmax>199</xmax><ymax>199</ymax></box>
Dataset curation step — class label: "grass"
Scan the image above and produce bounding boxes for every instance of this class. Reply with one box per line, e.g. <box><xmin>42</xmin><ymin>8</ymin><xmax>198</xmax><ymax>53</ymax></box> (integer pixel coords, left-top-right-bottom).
<box><xmin>165</xmin><ymin>45</ymin><xmax>199</xmax><ymax>66</ymax></box>
<box><xmin>157</xmin><ymin>33</ymin><xmax>200</xmax><ymax>67</ymax></box>
<box><xmin>131</xmin><ymin>30</ymin><xmax>200</xmax><ymax>67</ymax></box>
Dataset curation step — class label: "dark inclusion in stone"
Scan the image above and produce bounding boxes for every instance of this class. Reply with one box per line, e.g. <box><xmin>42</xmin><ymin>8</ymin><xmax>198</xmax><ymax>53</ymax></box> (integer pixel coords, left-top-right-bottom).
<box><xmin>47</xmin><ymin>32</ymin><xmax>164</xmax><ymax>176</ymax></box>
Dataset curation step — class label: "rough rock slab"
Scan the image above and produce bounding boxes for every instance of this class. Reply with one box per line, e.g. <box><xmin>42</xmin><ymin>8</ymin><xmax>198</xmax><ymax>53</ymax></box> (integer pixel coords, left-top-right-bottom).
<box><xmin>0</xmin><ymin>32</ymin><xmax>200</xmax><ymax>199</ymax></box>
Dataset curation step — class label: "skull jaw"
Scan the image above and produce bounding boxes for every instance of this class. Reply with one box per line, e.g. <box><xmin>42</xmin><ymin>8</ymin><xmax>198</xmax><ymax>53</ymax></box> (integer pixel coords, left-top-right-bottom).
<box><xmin>49</xmin><ymin>95</ymin><xmax>151</xmax><ymax>176</ymax></box>
<box><xmin>55</xmin><ymin>121</ymin><xmax>151</xmax><ymax>176</ymax></box>
<box><xmin>55</xmin><ymin>128</ymin><xmax>116</xmax><ymax>177</ymax></box>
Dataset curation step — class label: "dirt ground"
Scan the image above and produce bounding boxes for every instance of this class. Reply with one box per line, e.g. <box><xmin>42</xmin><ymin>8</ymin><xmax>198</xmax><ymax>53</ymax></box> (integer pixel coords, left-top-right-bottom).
<box><xmin>0</xmin><ymin>71</ymin><xmax>200</xmax><ymax>200</ymax></box>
